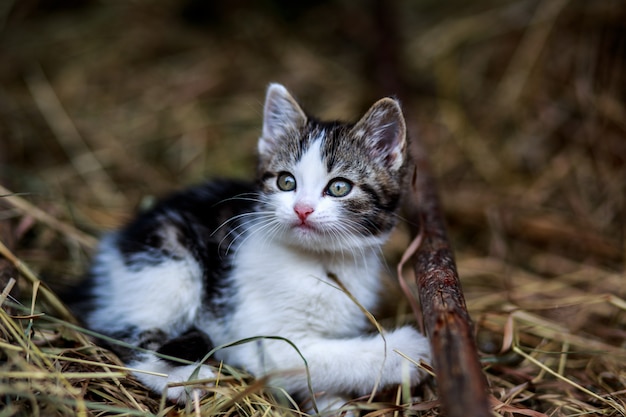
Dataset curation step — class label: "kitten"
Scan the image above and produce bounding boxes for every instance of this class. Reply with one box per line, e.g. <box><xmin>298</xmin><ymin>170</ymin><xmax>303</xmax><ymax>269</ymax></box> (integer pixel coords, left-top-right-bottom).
<box><xmin>74</xmin><ymin>83</ymin><xmax>431</xmax><ymax>412</ymax></box>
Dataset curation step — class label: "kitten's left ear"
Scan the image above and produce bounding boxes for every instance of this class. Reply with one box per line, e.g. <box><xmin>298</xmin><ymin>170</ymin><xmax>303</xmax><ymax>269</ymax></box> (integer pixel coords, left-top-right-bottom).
<box><xmin>352</xmin><ymin>97</ymin><xmax>407</xmax><ymax>171</ymax></box>
<box><xmin>259</xmin><ymin>83</ymin><xmax>307</xmax><ymax>156</ymax></box>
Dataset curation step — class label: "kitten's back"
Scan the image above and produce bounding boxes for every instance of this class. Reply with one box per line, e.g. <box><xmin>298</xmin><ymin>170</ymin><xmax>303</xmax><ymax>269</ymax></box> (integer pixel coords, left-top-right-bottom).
<box><xmin>73</xmin><ymin>179</ymin><xmax>257</xmax><ymax>325</ymax></box>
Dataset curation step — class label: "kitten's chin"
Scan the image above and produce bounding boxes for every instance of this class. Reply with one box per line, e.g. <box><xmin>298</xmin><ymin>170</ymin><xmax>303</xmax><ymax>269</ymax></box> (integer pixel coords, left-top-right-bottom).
<box><xmin>280</xmin><ymin>223</ymin><xmax>388</xmax><ymax>253</ymax></box>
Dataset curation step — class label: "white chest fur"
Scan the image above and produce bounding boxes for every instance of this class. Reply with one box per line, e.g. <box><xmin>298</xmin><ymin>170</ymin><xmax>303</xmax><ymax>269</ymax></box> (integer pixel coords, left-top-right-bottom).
<box><xmin>214</xmin><ymin>232</ymin><xmax>383</xmax><ymax>350</ymax></box>
<box><xmin>235</xmin><ymin>233</ymin><xmax>380</xmax><ymax>335</ymax></box>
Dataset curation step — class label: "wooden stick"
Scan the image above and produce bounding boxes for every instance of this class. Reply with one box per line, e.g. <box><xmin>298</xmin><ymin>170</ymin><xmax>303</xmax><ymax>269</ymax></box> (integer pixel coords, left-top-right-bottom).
<box><xmin>368</xmin><ymin>0</ymin><xmax>491</xmax><ymax>413</ymax></box>
<box><xmin>405</xmin><ymin>139</ymin><xmax>491</xmax><ymax>417</ymax></box>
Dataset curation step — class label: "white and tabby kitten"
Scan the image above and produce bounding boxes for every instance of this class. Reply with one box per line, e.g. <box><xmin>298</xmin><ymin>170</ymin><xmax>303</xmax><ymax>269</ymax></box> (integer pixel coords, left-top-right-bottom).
<box><xmin>74</xmin><ymin>84</ymin><xmax>431</xmax><ymax>412</ymax></box>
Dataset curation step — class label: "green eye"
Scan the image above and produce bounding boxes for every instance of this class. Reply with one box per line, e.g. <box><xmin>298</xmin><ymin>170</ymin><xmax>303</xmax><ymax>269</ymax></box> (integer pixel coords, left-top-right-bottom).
<box><xmin>326</xmin><ymin>178</ymin><xmax>352</xmax><ymax>197</ymax></box>
<box><xmin>277</xmin><ymin>172</ymin><xmax>296</xmax><ymax>191</ymax></box>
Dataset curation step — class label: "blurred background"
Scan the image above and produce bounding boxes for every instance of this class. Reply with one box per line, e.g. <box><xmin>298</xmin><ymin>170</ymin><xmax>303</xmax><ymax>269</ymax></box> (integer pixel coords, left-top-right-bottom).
<box><xmin>0</xmin><ymin>0</ymin><xmax>624</xmax><ymax>415</ymax></box>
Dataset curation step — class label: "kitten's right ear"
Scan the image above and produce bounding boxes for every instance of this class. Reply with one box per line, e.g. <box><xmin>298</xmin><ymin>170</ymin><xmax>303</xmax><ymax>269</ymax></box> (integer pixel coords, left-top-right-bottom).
<box><xmin>259</xmin><ymin>83</ymin><xmax>307</xmax><ymax>155</ymax></box>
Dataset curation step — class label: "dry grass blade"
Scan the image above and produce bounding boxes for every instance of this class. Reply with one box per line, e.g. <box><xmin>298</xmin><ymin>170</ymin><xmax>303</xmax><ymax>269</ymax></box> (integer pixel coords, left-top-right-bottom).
<box><xmin>512</xmin><ymin>345</ymin><xmax>626</xmax><ymax>415</ymax></box>
<box><xmin>24</xmin><ymin>65</ymin><xmax>126</xmax><ymax>207</ymax></box>
<box><xmin>396</xmin><ymin>226</ymin><xmax>424</xmax><ymax>332</ymax></box>
<box><xmin>495</xmin><ymin>0</ymin><xmax>570</xmax><ymax>108</ymax></box>
<box><xmin>0</xmin><ymin>296</ymin><xmax>293</xmax><ymax>416</ymax></box>
<box><xmin>490</xmin><ymin>396</ymin><xmax>548</xmax><ymax>417</ymax></box>
<box><xmin>0</xmin><ymin>184</ymin><xmax>97</xmax><ymax>249</ymax></box>
<box><xmin>0</xmin><ymin>238</ymin><xmax>75</xmax><ymax>322</ymax></box>
<box><xmin>0</xmin><ymin>277</ymin><xmax>16</xmax><ymax>307</ymax></box>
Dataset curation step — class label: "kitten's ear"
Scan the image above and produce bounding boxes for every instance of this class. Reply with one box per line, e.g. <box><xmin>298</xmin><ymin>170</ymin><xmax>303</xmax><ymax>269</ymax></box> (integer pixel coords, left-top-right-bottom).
<box><xmin>352</xmin><ymin>97</ymin><xmax>407</xmax><ymax>171</ymax></box>
<box><xmin>259</xmin><ymin>83</ymin><xmax>307</xmax><ymax>155</ymax></box>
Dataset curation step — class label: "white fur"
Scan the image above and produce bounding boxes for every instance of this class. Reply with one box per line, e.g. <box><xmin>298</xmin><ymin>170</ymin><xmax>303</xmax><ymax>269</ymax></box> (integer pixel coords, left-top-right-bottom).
<box><xmin>127</xmin><ymin>356</ymin><xmax>216</xmax><ymax>403</ymax></box>
<box><xmin>214</xmin><ymin>232</ymin><xmax>431</xmax><ymax>402</ymax></box>
<box><xmin>88</xmin><ymin>235</ymin><xmax>203</xmax><ymax>336</ymax></box>
<box><xmin>90</xmin><ymin>226</ymin><xmax>431</xmax><ymax>409</ymax></box>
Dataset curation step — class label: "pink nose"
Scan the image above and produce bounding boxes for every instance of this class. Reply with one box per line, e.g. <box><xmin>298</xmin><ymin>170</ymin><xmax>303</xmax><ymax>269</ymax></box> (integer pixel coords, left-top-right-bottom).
<box><xmin>294</xmin><ymin>204</ymin><xmax>314</xmax><ymax>221</ymax></box>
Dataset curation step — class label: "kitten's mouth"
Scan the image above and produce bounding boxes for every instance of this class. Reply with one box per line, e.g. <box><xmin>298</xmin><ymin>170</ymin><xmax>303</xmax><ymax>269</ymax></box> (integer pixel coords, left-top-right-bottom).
<box><xmin>293</xmin><ymin>220</ymin><xmax>317</xmax><ymax>232</ymax></box>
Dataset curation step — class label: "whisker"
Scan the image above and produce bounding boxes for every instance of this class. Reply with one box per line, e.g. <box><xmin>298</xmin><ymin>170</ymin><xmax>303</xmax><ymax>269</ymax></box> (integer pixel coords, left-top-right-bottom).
<box><xmin>211</xmin><ymin>210</ymin><xmax>274</xmax><ymax>237</ymax></box>
<box><xmin>220</xmin><ymin>214</ymin><xmax>276</xmax><ymax>256</ymax></box>
<box><xmin>325</xmin><ymin>219</ymin><xmax>378</xmax><ymax>275</ymax></box>
<box><xmin>211</xmin><ymin>192</ymin><xmax>265</xmax><ymax>207</ymax></box>
<box><xmin>256</xmin><ymin>221</ymin><xmax>284</xmax><ymax>252</ymax></box>
<box><xmin>228</xmin><ymin>216</ymin><xmax>283</xmax><ymax>257</ymax></box>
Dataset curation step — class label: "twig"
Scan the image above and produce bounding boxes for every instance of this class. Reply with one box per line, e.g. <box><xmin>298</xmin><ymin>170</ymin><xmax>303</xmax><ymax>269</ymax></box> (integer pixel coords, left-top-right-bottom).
<box><xmin>369</xmin><ymin>1</ymin><xmax>492</xmax><ymax>414</ymax></box>
<box><xmin>405</xmin><ymin>141</ymin><xmax>491</xmax><ymax>417</ymax></box>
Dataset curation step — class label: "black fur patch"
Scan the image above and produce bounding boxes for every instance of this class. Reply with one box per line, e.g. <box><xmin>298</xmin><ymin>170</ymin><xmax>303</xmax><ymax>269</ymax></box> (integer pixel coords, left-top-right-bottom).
<box><xmin>115</xmin><ymin>179</ymin><xmax>258</xmax><ymax>314</ymax></box>
<box><xmin>156</xmin><ymin>329</ymin><xmax>214</xmax><ymax>365</ymax></box>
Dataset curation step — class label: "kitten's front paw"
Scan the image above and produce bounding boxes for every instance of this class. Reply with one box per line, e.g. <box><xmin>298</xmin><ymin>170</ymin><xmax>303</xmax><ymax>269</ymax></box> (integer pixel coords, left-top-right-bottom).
<box><xmin>166</xmin><ymin>364</ymin><xmax>216</xmax><ymax>404</ymax></box>
<box><xmin>311</xmin><ymin>394</ymin><xmax>351</xmax><ymax>415</ymax></box>
<box><xmin>384</xmin><ymin>326</ymin><xmax>431</xmax><ymax>386</ymax></box>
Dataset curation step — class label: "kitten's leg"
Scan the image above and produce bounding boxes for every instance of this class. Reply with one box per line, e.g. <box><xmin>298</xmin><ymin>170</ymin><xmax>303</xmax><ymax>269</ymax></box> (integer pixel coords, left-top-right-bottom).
<box><xmin>87</xmin><ymin>229</ymin><xmax>220</xmax><ymax>402</ymax></box>
<box><xmin>255</xmin><ymin>326</ymin><xmax>431</xmax><ymax>410</ymax></box>
<box><xmin>310</xmin><ymin>394</ymin><xmax>353</xmax><ymax>415</ymax></box>
<box><xmin>122</xmin><ymin>329</ymin><xmax>217</xmax><ymax>403</ymax></box>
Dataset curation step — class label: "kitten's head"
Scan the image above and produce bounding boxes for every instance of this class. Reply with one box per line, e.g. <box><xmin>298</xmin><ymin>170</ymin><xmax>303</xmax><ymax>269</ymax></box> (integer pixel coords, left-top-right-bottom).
<box><xmin>256</xmin><ymin>83</ymin><xmax>407</xmax><ymax>252</ymax></box>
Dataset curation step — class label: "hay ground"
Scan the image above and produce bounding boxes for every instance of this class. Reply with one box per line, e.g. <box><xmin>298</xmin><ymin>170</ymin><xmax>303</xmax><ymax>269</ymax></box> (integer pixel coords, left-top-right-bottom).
<box><xmin>0</xmin><ymin>0</ymin><xmax>625</xmax><ymax>416</ymax></box>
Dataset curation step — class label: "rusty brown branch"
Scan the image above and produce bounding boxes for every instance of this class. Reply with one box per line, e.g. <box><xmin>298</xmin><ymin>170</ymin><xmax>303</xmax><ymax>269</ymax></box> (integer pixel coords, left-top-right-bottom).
<box><xmin>405</xmin><ymin>140</ymin><xmax>491</xmax><ymax>417</ymax></box>
<box><xmin>368</xmin><ymin>1</ymin><xmax>492</xmax><ymax>414</ymax></box>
